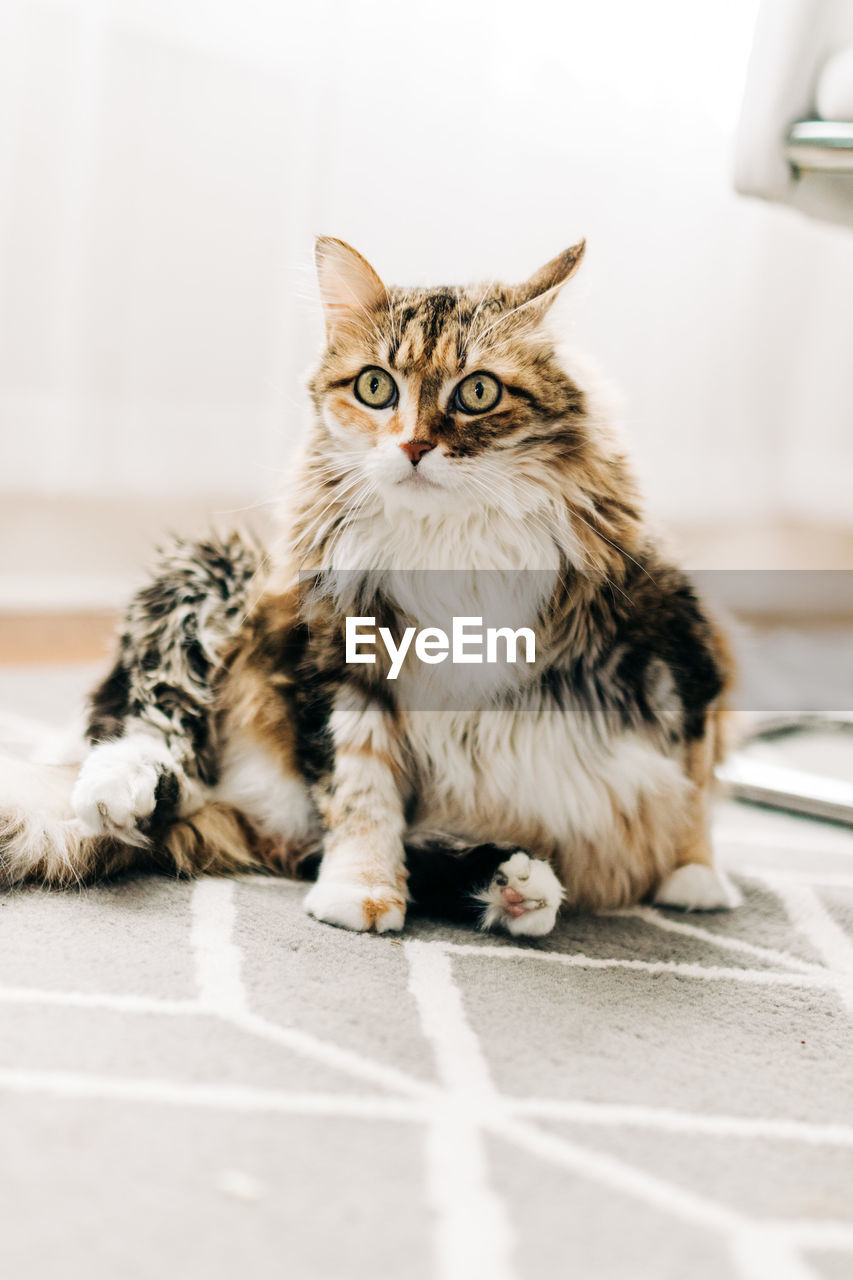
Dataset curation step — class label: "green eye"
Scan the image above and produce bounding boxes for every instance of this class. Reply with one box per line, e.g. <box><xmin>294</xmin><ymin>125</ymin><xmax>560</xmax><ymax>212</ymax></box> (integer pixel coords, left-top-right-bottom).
<box><xmin>354</xmin><ymin>367</ymin><xmax>397</xmax><ymax>409</ymax></box>
<box><xmin>454</xmin><ymin>372</ymin><xmax>502</xmax><ymax>414</ymax></box>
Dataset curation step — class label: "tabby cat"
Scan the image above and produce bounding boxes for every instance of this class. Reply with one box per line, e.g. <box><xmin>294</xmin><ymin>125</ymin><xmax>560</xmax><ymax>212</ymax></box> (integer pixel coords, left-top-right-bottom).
<box><xmin>0</xmin><ymin>238</ymin><xmax>739</xmax><ymax>936</ymax></box>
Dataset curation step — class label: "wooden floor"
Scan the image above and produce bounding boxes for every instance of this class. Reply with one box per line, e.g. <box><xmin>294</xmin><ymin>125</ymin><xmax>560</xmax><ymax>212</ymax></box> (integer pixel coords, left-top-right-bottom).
<box><xmin>0</xmin><ymin>612</ymin><xmax>118</xmax><ymax>665</ymax></box>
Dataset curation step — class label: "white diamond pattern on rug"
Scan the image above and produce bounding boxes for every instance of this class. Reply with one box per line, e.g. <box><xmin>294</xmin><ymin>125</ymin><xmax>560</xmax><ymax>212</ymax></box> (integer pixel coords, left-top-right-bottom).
<box><xmin>1</xmin><ymin>681</ymin><xmax>852</xmax><ymax>1280</ymax></box>
<box><xmin>1</xmin><ymin>852</ymin><xmax>853</xmax><ymax>1280</ymax></box>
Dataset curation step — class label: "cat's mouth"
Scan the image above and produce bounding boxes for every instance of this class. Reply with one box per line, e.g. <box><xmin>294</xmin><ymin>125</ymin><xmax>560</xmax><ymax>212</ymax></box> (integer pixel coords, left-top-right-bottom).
<box><xmin>396</xmin><ymin>470</ymin><xmax>441</xmax><ymax>490</ymax></box>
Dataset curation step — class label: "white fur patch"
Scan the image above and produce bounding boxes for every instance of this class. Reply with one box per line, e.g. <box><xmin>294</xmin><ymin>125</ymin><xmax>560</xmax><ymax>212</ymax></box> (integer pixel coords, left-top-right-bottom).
<box><xmin>0</xmin><ymin>756</ymin><xmax>84</xmax><ymax>883</ymax></box>
<box><xmin>215</xmin><ymin>733</ymin><xmax>316</xmax><ymax>842</ymax></box>
<box><xmin>653</xmin><ymin>864</ymin><xmax>742</xmax><ymax>912</ymax></box>
<box><xmin>30</xmin><ymin>712</ymin><xmax>89</xmax><ymax>767</ymax></box>
<box><xmin>327</xmin><ymin>494</ymin><xmax>564</xmax><ymax>581</ymax></box>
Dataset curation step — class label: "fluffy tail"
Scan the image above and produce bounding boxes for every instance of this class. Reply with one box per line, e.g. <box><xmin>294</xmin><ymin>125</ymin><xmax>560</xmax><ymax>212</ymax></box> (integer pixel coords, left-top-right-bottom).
<box><xmin>0</xmin><ymin>755</ymin><xmax>274</xmax><ymax>888</ymax></box>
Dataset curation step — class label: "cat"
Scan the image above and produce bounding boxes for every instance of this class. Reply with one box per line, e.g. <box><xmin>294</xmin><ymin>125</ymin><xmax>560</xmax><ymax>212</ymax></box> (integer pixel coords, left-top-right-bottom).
<box><xmin>0</xmin><ymin>237</ymin><xmax>740</xmax><ymax>936</ymax></box>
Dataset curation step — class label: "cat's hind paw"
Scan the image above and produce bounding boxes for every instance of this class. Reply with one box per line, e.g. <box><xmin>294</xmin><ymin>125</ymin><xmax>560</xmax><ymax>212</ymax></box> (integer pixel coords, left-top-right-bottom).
<box><xmin>72</xmin><ymin>735</ymin><xmax>181</xmax><ymax>846</ymax></box>
<box><xmin>477</xmin><ymin>851</ymin><xmax>564</xmax><ymax>938</ymax></box>
<box><xmin>653</xmin><ymin>863</ymin><xmax>742</xmax><ymax>911</ymax></box>
<box><xmin>303</xmin><ymin>878</ymin><xmax>406</xmax><ymax>933</ymax></box>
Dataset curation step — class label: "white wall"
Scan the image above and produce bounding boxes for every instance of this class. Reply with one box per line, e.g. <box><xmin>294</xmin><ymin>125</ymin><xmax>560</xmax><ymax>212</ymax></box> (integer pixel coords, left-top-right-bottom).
<box><xmin>1</xmin><ymin>0</ymin><xmax>853</xmax><ymax>580</ymax></box>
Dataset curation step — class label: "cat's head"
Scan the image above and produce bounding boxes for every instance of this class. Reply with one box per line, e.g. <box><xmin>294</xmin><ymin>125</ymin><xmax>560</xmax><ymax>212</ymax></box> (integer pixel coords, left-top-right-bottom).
<box><xmin>307</xmin><ymin>238</ymin><xmax>589</xmax><ymax>518</ymax></box>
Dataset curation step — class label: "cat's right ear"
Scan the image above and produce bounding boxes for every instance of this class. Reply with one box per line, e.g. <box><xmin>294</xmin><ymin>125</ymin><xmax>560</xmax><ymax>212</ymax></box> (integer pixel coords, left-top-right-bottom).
<box><xmin>315</xmin><ymin>237</ymin><xmax>388</xmax><ymax>338</ymax></box>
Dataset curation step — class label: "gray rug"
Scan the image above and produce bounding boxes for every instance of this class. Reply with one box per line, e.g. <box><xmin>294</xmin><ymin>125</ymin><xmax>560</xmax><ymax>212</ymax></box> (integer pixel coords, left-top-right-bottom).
<box><xmin>1</xmin><ymin>666</ymin><xmax>853</xmax><ymax>1280</ymax></box>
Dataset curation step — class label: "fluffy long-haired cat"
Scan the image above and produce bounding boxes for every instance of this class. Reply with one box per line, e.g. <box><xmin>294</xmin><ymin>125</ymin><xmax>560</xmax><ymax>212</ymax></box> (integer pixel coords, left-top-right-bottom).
<box><xmin>0</xmin><ymin>238</ymin><xmax>739</xmax><ymax>937</ymax></box>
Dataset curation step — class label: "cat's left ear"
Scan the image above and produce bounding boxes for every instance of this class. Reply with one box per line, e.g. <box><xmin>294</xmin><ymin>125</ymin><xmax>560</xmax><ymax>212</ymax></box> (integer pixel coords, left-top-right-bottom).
<box><xmin>315</xmin><ymin>237</ymin><xmax>388</xmax><ymax>338</ymax></box>
<box><xmin>514</xmin><ymin>240</ymin><xmax>586</xmax><ymax>317</ymax></box>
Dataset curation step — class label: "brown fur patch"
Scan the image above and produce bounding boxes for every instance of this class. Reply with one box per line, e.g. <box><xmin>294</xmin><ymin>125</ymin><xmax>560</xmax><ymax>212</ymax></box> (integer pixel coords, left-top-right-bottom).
<box><xmin>362</xmin><ymin>894</ymin><xmax>406</xmax><ymax>927</ymax></box>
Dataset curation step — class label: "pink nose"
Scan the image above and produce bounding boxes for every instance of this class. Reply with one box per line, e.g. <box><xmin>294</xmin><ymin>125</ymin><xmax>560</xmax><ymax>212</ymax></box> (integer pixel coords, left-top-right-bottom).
<box><xmin>400</xmin><ymin>440</ymin><xmax>436</xmax><ymax>466</ymax></box>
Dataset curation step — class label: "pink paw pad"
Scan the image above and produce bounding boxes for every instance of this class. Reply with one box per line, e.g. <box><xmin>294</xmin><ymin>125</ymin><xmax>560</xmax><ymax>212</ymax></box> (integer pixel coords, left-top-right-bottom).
<box><xmin>500</xmin><ymin>885</ymin><xmax>528</xmax><ymax>917</ymax></box>
<box><xmin>480</xmin><ymin>853</ymin><xmax>562</xmax><ymax>936</ymax></box>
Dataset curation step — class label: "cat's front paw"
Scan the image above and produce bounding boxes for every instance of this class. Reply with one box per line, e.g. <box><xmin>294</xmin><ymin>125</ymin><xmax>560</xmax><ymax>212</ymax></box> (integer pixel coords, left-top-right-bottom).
<box><xmin>303</xmin><ymin>878</ymin><xmax>406</xmax><ymax>933</ymax></box>
<box><xmin>477</xmin><ymin>851</ymin><xmax>564</xmax><ymax>938</ymax></box>
<box><xmin>72</xmin><ymin>736</ymin><xmax>180</xmax><ymax>846</ymax></box>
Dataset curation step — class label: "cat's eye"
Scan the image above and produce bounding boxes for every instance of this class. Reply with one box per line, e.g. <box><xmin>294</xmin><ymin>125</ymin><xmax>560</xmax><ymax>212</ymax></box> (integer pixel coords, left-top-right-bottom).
<box><xmin>354</xmin><ymin>367</ymin><xmax>397</xmax><ymax>409</ymax></box>
<box><xmin>453</xmin><ymin>372</ymin><xmax>502</xmax><ymax>414</ymax></box>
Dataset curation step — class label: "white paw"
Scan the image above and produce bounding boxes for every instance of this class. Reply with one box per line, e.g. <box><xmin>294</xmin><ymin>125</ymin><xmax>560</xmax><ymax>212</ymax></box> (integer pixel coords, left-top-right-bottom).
<box><xmin>478</xmin><ymin>851</ymin><xmax>564</xmax><ymax>937</ymax></box>
<box><xmin>72</xmin><ymin>736</ymin><xmax>177</xmax><ymax>845</ymax></box>
<box><xmin>654</xmin><ymin>863</ymin><xmax>742</xmax><ymax>911</ymax></box>
<box><xmin>303</xmin><ymin>878</ymin><xmax>406</xmax><ymax>933</ymax></box>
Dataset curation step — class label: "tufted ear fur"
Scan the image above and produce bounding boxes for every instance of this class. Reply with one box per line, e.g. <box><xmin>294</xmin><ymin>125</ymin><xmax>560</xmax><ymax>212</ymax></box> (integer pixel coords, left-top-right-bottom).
<box><xmin>512</xmin><ymin>240</ymin><xmax>586</xmax><ymax>319</ymax></box>
<box><xmin>315</xmin><ymin>237</ymin><xmax>388</xmax><ymax>337</ymax></box>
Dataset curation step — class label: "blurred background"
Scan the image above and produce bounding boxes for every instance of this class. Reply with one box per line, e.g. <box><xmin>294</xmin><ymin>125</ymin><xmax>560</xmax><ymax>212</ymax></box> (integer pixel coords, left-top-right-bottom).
<box><xmin>2</xmin><ymin>0</ymin><xmax>853</xmax><ymax>631</ymax></box>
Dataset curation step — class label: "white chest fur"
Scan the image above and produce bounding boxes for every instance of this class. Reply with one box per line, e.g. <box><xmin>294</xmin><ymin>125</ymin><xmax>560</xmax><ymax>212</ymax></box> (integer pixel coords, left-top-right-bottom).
<box><xmin>326</xmin><ymin>498</ymin><xmax>561</xmax><ymax>707</ymax></box>
<box><xmin>326</xmin><ymin>497</ymin><xmax>564</xmax><ymax>580</ymax></box>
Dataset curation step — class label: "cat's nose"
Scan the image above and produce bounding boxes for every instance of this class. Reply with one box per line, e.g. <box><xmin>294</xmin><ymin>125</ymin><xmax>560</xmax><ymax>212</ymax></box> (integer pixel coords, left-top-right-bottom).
<box><xmin>400</xmin><ymin>440</ymin><xmax>436</xmax><ymax>466</ymax></box>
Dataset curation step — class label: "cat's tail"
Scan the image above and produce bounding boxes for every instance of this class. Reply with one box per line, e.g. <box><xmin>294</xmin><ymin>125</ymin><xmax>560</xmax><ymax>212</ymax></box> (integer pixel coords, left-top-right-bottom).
<box><xmin>0</xmin><ymin>755</ymin><xmax>275</xmax><ymax>887</ymax></box>
<box><xmin>0</xmin><ymin>756</ymin><xmax>103</xmax><ymax>885</ymax></box>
